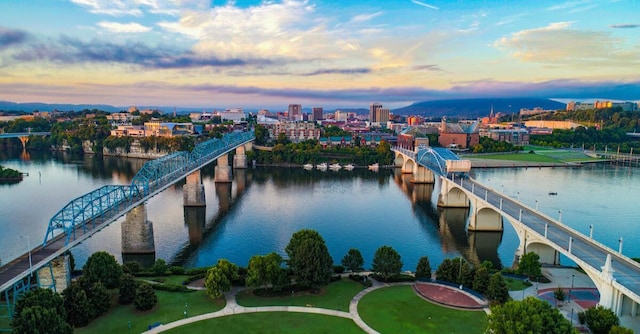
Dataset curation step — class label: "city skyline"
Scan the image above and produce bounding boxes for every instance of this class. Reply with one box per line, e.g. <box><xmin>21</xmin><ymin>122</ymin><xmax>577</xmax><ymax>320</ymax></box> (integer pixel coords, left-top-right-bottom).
<box><xmin>0</xmin><ymin>0</ymin><xmax>638</xmax><ymax>110</ymax></box>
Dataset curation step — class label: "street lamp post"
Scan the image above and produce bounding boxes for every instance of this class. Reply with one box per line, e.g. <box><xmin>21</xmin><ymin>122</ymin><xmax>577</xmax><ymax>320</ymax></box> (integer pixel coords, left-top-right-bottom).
<box><xmin>535</xmin><ymin>200</ymin><xmax>539</xmax><ymax>210</ymax></box>
<box><xmin>589</xmin><ymin>224</ymin><xmax>593</xmax><ymax>239</ymax></box>
<box><xmin>458</xmin><ymin>258</ymin><xmax>464</xmax><ymax>289</ymax></box>
<box><xmin>184</xmin><ymin>302</ymin><xmax>188</xmax><ymax>318</ymax></box>
<box><xmin>619</xmin><ymin>237</ymin><xmax>623</xmax><ymax>253</ymax></box>
<box><xmin>558</xmin><ymin>210</ymin><xmax>562</xmax><ymax>222</ymax></box>
<box><xmin>20</xmin><ymin>235</ymin><xmax>33</xmax><ymax>277</ymax></box>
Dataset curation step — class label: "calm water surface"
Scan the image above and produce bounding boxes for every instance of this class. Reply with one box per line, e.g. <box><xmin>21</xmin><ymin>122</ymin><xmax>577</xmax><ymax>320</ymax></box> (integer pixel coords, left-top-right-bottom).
<box><xmin>1</xmin><ymin>148</ymin><xmax>638</xmax><ymax>271</ymax></box>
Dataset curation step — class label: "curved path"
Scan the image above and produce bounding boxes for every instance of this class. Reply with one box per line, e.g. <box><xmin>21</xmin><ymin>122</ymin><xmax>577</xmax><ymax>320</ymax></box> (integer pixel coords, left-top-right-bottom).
<box><xmin>143</xmin><ymin>280</ymin><xmax>487</xmax><ymax>334</ymax></box>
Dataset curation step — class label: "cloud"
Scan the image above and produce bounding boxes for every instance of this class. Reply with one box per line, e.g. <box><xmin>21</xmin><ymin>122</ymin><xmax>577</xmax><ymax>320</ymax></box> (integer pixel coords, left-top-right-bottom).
<box><xmin>70</xmin><ymin>0</ymin><xmax>179</xmax><ymax>16</ymax></box>
<box><xmin>610</xmin><ymin>24</ymin><xmax>640</xmax><ymax>29</ymax></box>
<box><xmin>493</xmin><ymin>22</ymin><xmax>638</xmax><ymax>67</ymax></box>
<box><xmin>351</xmin><ymin>11</ymin><xmax>383</xmax><ymax>23</ymax></box>
<box><xmin>547</xmin><ymin>0</ymin><xmax>591</xmax><ymax>11</ymax></box>
<box><xmin>0</xmin><ymin>27</ymin><xmax>28</xmax><ymax>50</ymax></box>
<box><xmin>97</xmin><ymin>21</ymin><xmax>152</xmax><ymax>33</ymax></box>
<box><xmin>11</xmin><ymin>36</ymin><xmax>272</xmax><ymax>69</ymax></box>
<box><xmin>411</xmin><ymin>0</ymin><xmax>439</xmax><ymax>10</ymax></box>
<box><xmin>301</xmin><ymin>68</ymin><xmax>371</xmax><ymax>76</ymax></box>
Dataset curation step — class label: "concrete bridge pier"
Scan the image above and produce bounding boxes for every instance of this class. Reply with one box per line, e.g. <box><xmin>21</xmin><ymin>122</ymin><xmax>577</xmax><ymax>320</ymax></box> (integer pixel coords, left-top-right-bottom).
<box><xmin>437</xmin><ymin>177</ymin><xmax>469</xmax><ymax>208</ymax></box>
<box><xmin>512</xmin><ymin>225</ymin><xmax>560</xmax><ymax>266</ymax></box>
<box><xmin>36</xmin><ymin>254</ymin><xmax>70</xmax><ymax>293</ymax></box>
<box><xmin>233</xmin><ymin>143</ymin><xmax>252</xmax><ymax>169</ymax></box>
<box><xmin>468</xmin><ymin>197</ymin><xmax>503</xmax><ymax>231</ymax></box>
<box><xmin>121</xmin><ymin>204</ymin><xmax>156</xmax><ymax>268</ymax></box>
<box><xmin>412</xmin><ymin>165</ymin><xmax>435</xmax><ymax>184</ymax></box>
<box><xmin>215</xmin><ymin>154</ymin><xmax>232</xmax><ymax>183</ymax></box>
<box><xmin>183</xmin><ymin>170</ymin><xmax>206</xmax><ymax>207</ymax></box>
<box><xmin>184</xmin><ymin>206</ymin><xmax>206</xmax><ymax>245</ymax></box>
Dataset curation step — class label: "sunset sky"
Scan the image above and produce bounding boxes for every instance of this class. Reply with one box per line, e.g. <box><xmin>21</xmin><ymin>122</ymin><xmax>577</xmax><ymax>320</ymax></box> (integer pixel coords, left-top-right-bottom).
<box><xmin>0</xmin><ymin>0</ymin><xmax>638</xmax><ymax>110</ymax></box>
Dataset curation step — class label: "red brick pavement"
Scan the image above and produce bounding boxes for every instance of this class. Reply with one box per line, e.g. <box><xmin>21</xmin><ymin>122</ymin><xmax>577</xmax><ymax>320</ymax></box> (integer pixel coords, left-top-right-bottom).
<box><xmin>414</xmin><ymin>282</ymin><xmax>487</xmax><ymax>309</ymax></box>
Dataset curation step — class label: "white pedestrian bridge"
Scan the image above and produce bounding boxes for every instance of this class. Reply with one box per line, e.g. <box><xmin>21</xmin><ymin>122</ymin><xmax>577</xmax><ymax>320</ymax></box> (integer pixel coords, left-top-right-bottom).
<box><xmin>393</xmin><ymin>145</ymin><xmax>640</xmax><ymax>319</ymax></box>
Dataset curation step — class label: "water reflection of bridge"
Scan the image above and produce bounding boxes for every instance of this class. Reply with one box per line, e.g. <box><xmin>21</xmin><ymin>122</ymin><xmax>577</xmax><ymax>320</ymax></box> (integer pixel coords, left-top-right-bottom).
<box><xmin>392</xmin><ymin>170</ymin><xmax>503</xmax><ymax>268</ymax></box>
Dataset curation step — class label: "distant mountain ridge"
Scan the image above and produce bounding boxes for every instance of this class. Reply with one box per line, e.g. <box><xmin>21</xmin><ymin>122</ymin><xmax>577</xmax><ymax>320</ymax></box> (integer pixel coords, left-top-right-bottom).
<box><xmin>392</xmin><ymin>98</ymin><xmax>566</xmax><ymax>118</ymax></box>
<box><xmin>2</xmin><ymin>98</ymin><xmax>566</xmax><ymax>117</ymax></box>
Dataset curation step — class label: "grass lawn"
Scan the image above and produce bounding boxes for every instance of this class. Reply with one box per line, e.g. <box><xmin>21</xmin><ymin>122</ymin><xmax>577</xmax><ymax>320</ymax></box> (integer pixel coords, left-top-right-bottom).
<box><xmin>503</xmin><ymin>277</ymin><xmax>532</xmax><ymax>291</ymax></box>
<box><xmin>236</xmin><ymin>278</ymin><xmax>365</xmax><ymax>312</ymax></box>
<box><xmin>164</xmin><ymin>312</ymin><xmax>364</xmax><ymax>334</ymax></box>
<box><xmin>469</xmin><ymin>153</ymin><xmax>559</xmax><ymax>162</ymax></box>
<box><xmin>358</xmin><ymin>285</ymin><xmax>487</xmax><ymax>334</ymax></box>
<box><xmin>75</xmin><ymin>290</ymin><xmax>224</xmax><ymax>334</ymax></box>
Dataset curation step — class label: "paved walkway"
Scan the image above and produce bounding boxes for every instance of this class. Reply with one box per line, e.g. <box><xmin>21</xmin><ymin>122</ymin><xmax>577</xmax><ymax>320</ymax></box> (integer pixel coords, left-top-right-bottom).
<box><xmin>143</xmin><ymin>278</ymin><xmax>484</xmax><ymax>334</ymax></box>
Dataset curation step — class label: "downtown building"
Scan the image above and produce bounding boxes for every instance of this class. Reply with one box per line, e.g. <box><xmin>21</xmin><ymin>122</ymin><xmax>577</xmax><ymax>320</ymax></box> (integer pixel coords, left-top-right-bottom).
<box><xmin>369</xmin><ymin>103</ymin><xmax>390</xmax><ymax>127</ymax></box>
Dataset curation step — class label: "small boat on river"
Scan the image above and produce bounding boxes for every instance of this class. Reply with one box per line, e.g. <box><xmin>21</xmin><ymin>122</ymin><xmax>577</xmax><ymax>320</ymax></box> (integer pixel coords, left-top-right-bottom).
<box><xmin>303</xmin><ymin>164</ymin><xmax>313</xmax><ymax>170</ymax></box>
<box><xmin>316</xmin><ymin>163</ymin><xmax>328</xmax><ymax>170</ymax></box>
<box><xmin>343</xmin><ymin>164</ymin><xmax>355</xmax><ymax>170</ymax></box>
<box><xmin>329</xmin><ymin>163</ymin><xmax>342</xmax><ymax>170</ymax></box>
<box><xmin>368</xmin><ymin>163</ymin><xmax>379</xmax><ymax>171</ymax></box>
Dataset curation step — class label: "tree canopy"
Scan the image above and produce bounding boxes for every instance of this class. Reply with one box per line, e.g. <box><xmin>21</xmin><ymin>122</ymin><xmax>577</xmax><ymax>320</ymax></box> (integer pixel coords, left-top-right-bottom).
<box><xmin>487</xmin><ymin>297</ymin><xmax>576</xmax><ymax>334</ymax></box>
<box><xmin>82</xmin><ymin>251</ymin><xmax>122</xmax><ymax>289</ymax></box>
<box><xmin>341</xmin><ymin>248</ymin><xmax>365</xmax><ymax>273</ymax></box>
<box><xmin>517</xmin><ymin>252</ymin><xmax>542</xmax><ymax>278</ymax></box>
<box><xmin>372</xmin><ymin>245</ymin><xmax>402</xmax><ymax>280</ymax></box>
<box><xmin>578</xmin><ymin>305</ymin><xmax>620</xmax><ymax>334</ymax></box>
<box><xmin>285</xmin><ymin>229</ymin><xmax>334</xmax><ymax>288</ymax></box>
<box><xmin>11</xmin><ymin>288</ymin><xmax>72</xmax><ymax>334</ymax></box>
<box><xmin>246</xmin><ymin>252</ymin><xmax>288</xmax><ymax>290</ymax></box>
<box><xmin>415</xmin><ymin>256</ymin><xmax>432</xmax><ymax>280</ymax></box>
<box><xmin>205</xmin><ymin>259</ymin><xmax>239</xmax><ymax>299</ymax></box>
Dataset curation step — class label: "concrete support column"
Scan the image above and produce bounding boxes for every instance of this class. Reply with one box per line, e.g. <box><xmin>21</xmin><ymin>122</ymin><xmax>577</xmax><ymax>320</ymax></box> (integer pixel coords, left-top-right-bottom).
<box><xmin>183</xmin><ymin>170</ymin><xmax>206</xmax><ymax>207</ymax></box>
<box><xmin>215</xmin><ymin>154</ymin><xmax>232</xmax><ymax>183</ymax></box>
<box><xmin>233</xmin><ymin>145</ymin><xmax>247</xmax><ymax>169</ymax></box>
<box><xmin>437</xmin><ymin>177</ymin><xmax>469</xmax><ymax>208</ymax></box>
<box><xmin>122</xmin><ymin>204</ymin><xmax>156</xmax><ymax>268</ymax></box>
<box><xmin>412</xmin><ymin>166</ymin><xmax>435</xmax><ymax>184</ymax></box>
<box><xmin>36</xmin><ymin>255</ymin><xmax>70</xmax><ymax>293</ymax></box>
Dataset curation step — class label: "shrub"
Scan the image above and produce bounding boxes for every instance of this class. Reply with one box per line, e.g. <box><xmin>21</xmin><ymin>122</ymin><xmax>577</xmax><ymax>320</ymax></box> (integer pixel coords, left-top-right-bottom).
<box><xmin>134</xmin><ymin>282</ymin><xmax>158</xmax><ymax>311</ymax></box>
<box><xmin>170</xmin><ymin>266</ymin><xmax>185</xmax><ymax>275</ymax></box>
<box><xmin>122</xmin><ymin>261</ymin><xmax>143</xmax><ymax>275</ymax></box>
<box><xmin>333</xmin><ymin>265</ymin><xmax>345</xmax><ymax>274</ymax></box>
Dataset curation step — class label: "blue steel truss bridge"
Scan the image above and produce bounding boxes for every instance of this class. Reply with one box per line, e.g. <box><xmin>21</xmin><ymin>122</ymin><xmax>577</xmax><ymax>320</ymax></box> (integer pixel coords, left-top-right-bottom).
<box><xmin>0</xmin><ymin>131</ymin><xmax>254</xmax><ymax>324</ymax></box>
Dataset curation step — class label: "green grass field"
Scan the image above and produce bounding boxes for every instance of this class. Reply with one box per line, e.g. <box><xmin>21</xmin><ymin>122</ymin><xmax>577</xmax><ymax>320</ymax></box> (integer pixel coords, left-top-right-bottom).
<box><xmin>358</xmin><ymin>285</ymin><xmax>487</xmax><ymax>334</ymax></box>
<box><xmin>144</xmin><ymin>275</ymin><xmax>192</xmax><ymax>286</ymax></box>
<box><xmin>236</xmin><ymin>278</ymin><xmax>365</xmax><ymax>312</ymax></box>
<box><xmin>74</xmin><ymin>290</ymin><xmax>224</xmax><ymax>334</ymax></box>
<box><xmin>163</xmin><ymin>312</ymin><xmax>364</xmax><ymax>334</ymax></box>
<box><xmin>503</xmin><ymin>277</ymin><xmax>532</xmax><ymax>291</ymax></box>
<box><xmin>469</xmin><ymin>153</ymin><xmax>559</xmax><ymax>162</ymax></box>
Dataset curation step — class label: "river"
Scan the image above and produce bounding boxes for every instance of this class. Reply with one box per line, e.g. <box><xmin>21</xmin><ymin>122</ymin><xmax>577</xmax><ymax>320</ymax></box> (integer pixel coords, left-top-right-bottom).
<box><xmin>1</xmin><ymin>148</ymin><xmax>638</xmax><ymax>272</ymax></box>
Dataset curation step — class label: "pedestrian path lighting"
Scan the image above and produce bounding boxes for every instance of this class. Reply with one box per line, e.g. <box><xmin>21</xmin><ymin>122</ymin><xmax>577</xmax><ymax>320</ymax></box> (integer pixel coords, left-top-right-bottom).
<box><xmin>589</xmin><ymin>224</ymin><xmax>593</xmax><ymax>239</ymax></box>
<box><xmin>20</xmin><ymin>235</ymin><xmax>32</xmax><ymax>277</ymax></box>
<box><xmin>619</xmin><ymin>237</ymin><xmax>623</xmax><ymax>253</ymax></box>
<box><xmin>535</xmin><ymin>200</ymin><xmax>539</xmax><ymax>210</ymax></box>
<box><xmin>184</xmin><ymin>302</ymin><xmax>188</xmax><ymax>318</ymax></box>
<box><xmin>558</xmin><ymin>210</ymin><xmax>562</xmax><ymax>222</ymax></box>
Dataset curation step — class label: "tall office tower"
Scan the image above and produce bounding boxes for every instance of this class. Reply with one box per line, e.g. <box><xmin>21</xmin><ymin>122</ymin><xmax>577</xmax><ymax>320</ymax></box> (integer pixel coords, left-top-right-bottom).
<box><xmin>369</xmin><ymin>103</ymin><xmax>382</xmax><ymax>123</ymax></box>
<box><xmin>288</xmin><ymin>104</ymin><xmax>302</xmax><ymax>121</ymax></box>
<box><xmin>312</xmin><ymin>107</ymin><xmax>323</xmax><ymax>121</ymax></box>
<box><xmin>377</xmin><ymin>107</ymin><xmax>390</xmax><ymax>124</ymax></box>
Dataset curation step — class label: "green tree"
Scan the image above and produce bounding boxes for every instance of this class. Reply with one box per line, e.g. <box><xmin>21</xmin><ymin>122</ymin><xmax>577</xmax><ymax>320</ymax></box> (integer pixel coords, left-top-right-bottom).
<box><xmin>134</xmin><ymin>282</ymin><xmax>158</xmax><ymax>311</ymax></box>
<box><xmin>608</xmin><ymin>326</ymin><xmax>634</xmax><ymax>334</ymax></box>
<box><xmin>118</xmin><ymin>273</ymin><xmax>137</xmax><ymax>305</ymax></box>
<box><xmin>472</xmin><ymin>266</ymin><xmax>491</xmax><ymax>294</ymax></box>
<box><xmin>205</xmin><ymin>259</ymin><xmax>239</xmax><ymax>299</ymax></box>
<box><xmin>435</xmin><ymin>258</ymin><xmax>457</xmax><ymax>283</ymax></box>
<box><xmin>341</xmin><ymin>248</ymin><xmax>365</xmax><ymax>273</ymax></box>
<box><xmin>578</xmin><ymin>305</ymin><xmax>620</xmax><ymax>334</ymax></box>
<box><xmin>517</xmin><ymin>252</ymin><xmax>542</xmax><ymax>278</ymax></box>
<box><xmin>84</xmin><ymin>281</ymin><xmax>111</xmax><ymax>318</ymax></box>
<box><xmin>285</xmin><ymin>229</ymin><xmax>334</xmax><ymax>288</ymax></box>
<box><xmin>246</xmin><ymin>252</ymin><xmax>288</xmax><ymax>290</ymax></box>
<box><xmin>62</xmin><ymin>281</ymin><xmax>92</xmax><ymax>327</ymax></box>
<box><xmin>82</xmin><ymin>251</ymin><xmax>122</xmax><ymax>288</ymax></box>
<box><xmin>372</xmin><ymin>245</ymin><xmax>403</xmax><ymax>281</ymax></box>
<box><xmin>487</xmin><ymin>297</ymin><xmax>576</xmax><ymax>334</ymax></box>
<box><xmin>487</xmin><ymin>273</ymin><xmax>510</xmax><ymax>304</ymax></box>
<box><xmin>152</xmin><ymin>259</ymin><xmax>168</xmax><ymax>275</ymax></box>
<box><xmin>11</xmin><ymin>288</ymin><xmax>72</xmax><ymax>334</ymax></box>
<box><xmin>415</xmin><ymin>256</ymin><xmax>432</xmax><ymax>280</ymax></box>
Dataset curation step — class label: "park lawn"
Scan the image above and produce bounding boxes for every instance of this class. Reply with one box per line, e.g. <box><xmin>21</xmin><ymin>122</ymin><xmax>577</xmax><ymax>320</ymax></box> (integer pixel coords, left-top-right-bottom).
<box><xmin>163</xmin><ymin>312</ymin><xmax>364</xmax><ymax>334</ymax></box>
<box><xmin>470</xmin><ymin>153</ymin><xmax>559</xmax><ymax>162</ymax></box>
<box><xmin>503</xmin><ymin>276</ymin><xmax>532</xmax><ymax>291</ymax></box>
<box><xmin>75</xmin><ymin>290</ymin><xmax>224</xmax><ymax>334</ymax></box>
<box><xmin>358</xmin><ymin>285</ymin><xmax>487</xmax><ymax>334</ymax></box>
<box><xmin>236</xmin><ymin>278</ymin><xmax>365</xmax><ymax>312</ymax></box>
